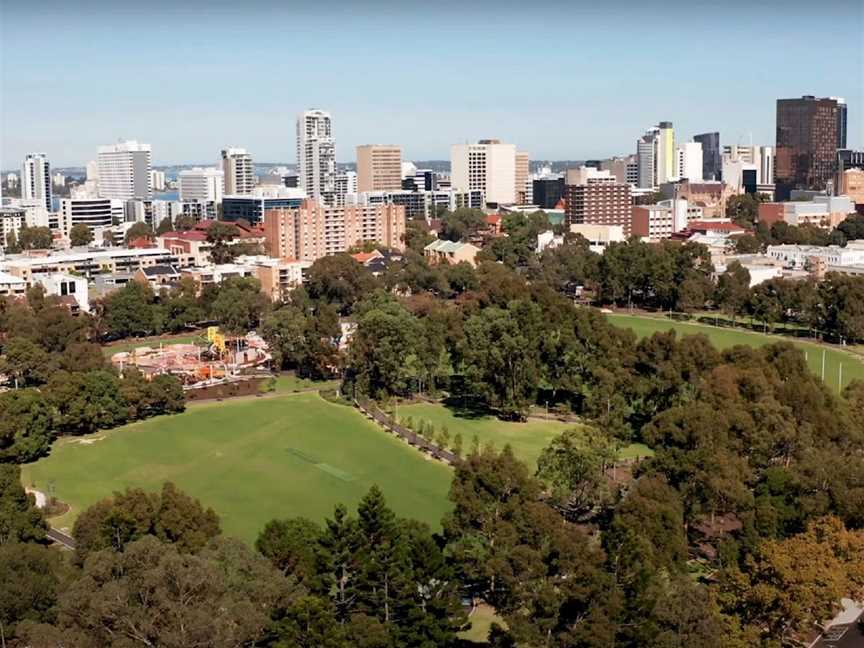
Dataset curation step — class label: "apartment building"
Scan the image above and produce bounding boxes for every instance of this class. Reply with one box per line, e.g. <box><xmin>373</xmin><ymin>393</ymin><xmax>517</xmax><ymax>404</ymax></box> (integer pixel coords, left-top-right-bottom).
<box><xmin>564</xmin><ymin>167</ymin><xmax>633</xmax><ymax>235</ymax></box>
<box><xmin>297</xmin><ymin>110</ymin><xmax>336</xmax><ymax>203</ymax></box>
<box><xmin>357</xmin><ymin>145</ymin><xmax>402</xmax><ymax>192</ymax></box>
<box><xmin>22</xmin><ymin>153</ymin><xmax>52</xmax><ymax>211</ymax></box>
<box><xmin>263</xmin><ymin>200</ymin><xmax>406</xmax><ymax>262</ymax></box>
<box><xmin>97</xmin><ymin>140</ymin><xmax>152</xmax><ymax>200</ymax></box>
<box><xmin>515</xmin><ymin>151</ymin><xmax>530</xmax><ymax>204</ymax></box>
<box><xmin>179</xmin><ymin>167</ymin><xmax>224</xmax><ymax>202</ymax></box>
<box><xmin>221</xmin><ymin>148</ymin><xmax>255</xmax><ymax>195</ymax></box>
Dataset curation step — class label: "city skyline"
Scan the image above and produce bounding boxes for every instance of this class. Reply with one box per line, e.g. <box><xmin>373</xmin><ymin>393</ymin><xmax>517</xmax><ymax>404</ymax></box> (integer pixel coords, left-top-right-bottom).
<box><xmin>1</xmin><ymin>0</ymin><xmax>862</xmax><ymax>167</ymax></box>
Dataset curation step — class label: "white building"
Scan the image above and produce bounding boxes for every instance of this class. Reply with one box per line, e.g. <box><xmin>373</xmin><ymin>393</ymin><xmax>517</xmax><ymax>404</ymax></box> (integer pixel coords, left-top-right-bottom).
<box><xmin>0</xmin><ymin>270</ymin><xmax>27</xmax><ymax>297</ymax></box>
<box><xmin>568</xmin><ymin>223</ymin><xmax>626</xmax><ymax>254</ymax></box>
<box><xmin>636</xmin><ymin>122</ymin><xmax>675</xmax><ymax>188</ymax></box>
<box><xmin>296</xmin><ymin>110</ymin><xmax>336</xmax><ymax>203</ymax></box>
<box><xmin>676</xmin><ymin>142</ymin><xmax>703</xmax><ymax>181</ymax></box>
<box><xmin>451</xmin><ymin>139</ymin><xmax>517</xmax><ymax>206</ymax></box>
<box><xmin>22</xmin><ymin>153</ymin><xmax>52</xmax><ymax>211</ymax></box>
<box><xmin>97</xmin><ymin>140</ymin><xmax>152</xmax><ymax>200</ymax></box>
<box><xmin>179</xmin><ymin>167</ymin><xmax>224</xmax><ymax>202</ymax></box>
<box><xmin>6</xmin><ymin>197</ymin><xmax>51</xmax><ymax>229</ymax></box>
<box><xmin>722</xmin><ymin>145</ymin><xmax>774</xmax><ymax>191</ymax></box>
<box><xmin>52</xmin><ymin>172</ymin><xmax>66</xmax><ymax>188</ymax></box>
<box><xmin>59</xmin><ymin>197</ymin><xmax>123</xmax><ymax>236</ymax></box>
<box><xmin>766</xmin><ymin>243</ymin><xmax>864</xmax><ymax>269</ymax></box>
<box><xmin>150</xmin><ymin>170</ymin><xmax>166</xmax><ymax>192</ymax></box>
<box><xmin>6</xmin><ymin>173</ymin><xmax>18</xmax><ymax>190</ymax></box>
<box><xmin>221</xmin><ymin>148</ymin><xmax>255</xmax><ymax>195</ymax></box>
<box><xmin>0</xmin><ymin>207</ymin><xmax>26</xmax><ymax>249</ymax></box>
<box><xmin>35</xmin><ymin>273</ymin><xmax>89</xmax><ymax>313</ymax></box>
<box><xmin>335</xmin><ymin>170</ymin><xmax>357</xmax><ymax>196</ymax></box>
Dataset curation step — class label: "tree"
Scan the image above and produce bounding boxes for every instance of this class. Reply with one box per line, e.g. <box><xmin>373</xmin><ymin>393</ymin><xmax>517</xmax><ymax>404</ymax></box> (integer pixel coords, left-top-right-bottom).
<box><xmin>100</xmin><ymin>280</ymin><xmax>156</xmax><ymax>338</ymax></box>
<box><xmin>536</xmin><ymin>427</ymin><xmax>618</xmax><ymax>519</ymax></box>
<box><xmin>72</xmin><ymin>482</ymin><xmax>221</xmax><ymax>561</ymax></box>
<box><xmin>438</xmin><ymin>207</ymin><xmax>487</xmax><ymax>242</ymax></box>
<box><xmin>4</xmin><ymin>229</ymin><xmax>20</xmax><ymax>254</ymax></box>
<box><xmin>69</xmin><ymin>223</ymin><xmax>94</xmax><ymax>246</ymax></box>
<box><xmin>715</xmin><ymin>261</ymin><xmax>750</xmax><ymax>321</ymax></box>
<box><xmin>17</xmin><ymin>226</ymin><xmax>53</xmax><ymax>250</ymax></box>
<box><xmin>256</xmin><ymin>517</ymin><xmax>321</xmax><ymax>584</ymax></box>
<box><xmin>306</xmin><ymin>254</ymin><xmax>376</xmax><ymax>315</ymax></box>
<box><xmin>206</xmin><ymin>221</ymin><xmax>241</xmax><ymax>264</ymax></box>
<box><xmin>210</xmin><ymin>276</ymin><xmax>269</xmax><ymax>332</ymax></box>
<box><xmin>0</xmin><ymin>464</ymin><xmax>47</xmax><ymax>545</ymax></box>
<box><xmin>33</xmin><ymin>535</ymin><xmax>293</xmax><ymax>648</ymax></box>
<box><xmin>0</xmin><ymin>389</ymin><xmax>53</xmax><ymax>463</ymax></box>
<box><xmin>124</xmin><ymin>221</ymin><xmax>153</xmax><ymax>244</ymax></box>
<box><xmin>0</xmin><ymin>543</ymin><xmax>62</xmax><ymax>645</ymax></box>
<box><xmin>0</xmin><ymin>337</ymin><xmax>54</xmax><ymax>386</ymax></box>
<box><xmin>47</xmin><ymin>370</ymin><xmax>127</xmax><ymax>435</ymax></box>
<box><xmin>726</xmin><ymin>193</ymin><xmax>765</xmax><ymax>227</ymax></box>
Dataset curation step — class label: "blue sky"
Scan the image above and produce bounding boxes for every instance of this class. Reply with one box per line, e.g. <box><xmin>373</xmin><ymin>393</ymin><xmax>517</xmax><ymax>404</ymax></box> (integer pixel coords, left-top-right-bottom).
<box><xmin>1</xmin><ymin>0</ymin><xmax>862</xmax><ymax>167</ymax></box>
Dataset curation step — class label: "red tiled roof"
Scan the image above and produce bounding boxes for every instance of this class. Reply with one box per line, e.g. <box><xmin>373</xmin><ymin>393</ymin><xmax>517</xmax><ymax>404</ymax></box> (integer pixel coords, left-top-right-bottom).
<box><xmin>351</xmin><ymin>251</ymin><xmax>380</xmax><ymax>264</ymax></box>
<box><xmin>160</xmin><ymin>230</ymin><xmax>208</xmax><ymax>241</ymax></box>
<box><xmin>688</xmin><ymin>221</ymin><xmax>746</xmax><ymax>232</ymax></box>
<box><xmin>485</xmin><ymin>214</ymin><xmax>501</xmax><ymax>225</ymax></box>
<box><xmin>128</xmin><ymin>237</ymin><xmax>155</xmax><ymax>248</ymax></box>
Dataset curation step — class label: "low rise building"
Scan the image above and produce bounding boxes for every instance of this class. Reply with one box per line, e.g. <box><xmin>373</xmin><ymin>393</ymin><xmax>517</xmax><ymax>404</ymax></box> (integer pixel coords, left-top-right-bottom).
<box><xmin>766</xmin><ymin>242</ymin><xmax>864</xmax><ymax>269</ymax></box>
<box><xmin>0</xmin><ymin>246</ymin><xmax>174</xmax><ymax>281</ymax></box>
<box><xmin>35</xmin><ymin>272</ymin><xmax>89</xmax><ymax>313</ymax></box>
<box><xmin>423</xmin><ymin>239</ymin><xmax>481</xmax><ymax>266</ymax></box>
<box><xmin>568</xmin><ymin>223</ymin><xmax>626</xmax><ymax>254</ymax></box>
<box><xmin>0</xmin><ymin>270</ymin><xmax>27</xmax><ymax>297</ymax></box>
<box><xmin>758</xmin><ymin>195</ymin><xmax>855</xmax><ymax>229</ymax></box>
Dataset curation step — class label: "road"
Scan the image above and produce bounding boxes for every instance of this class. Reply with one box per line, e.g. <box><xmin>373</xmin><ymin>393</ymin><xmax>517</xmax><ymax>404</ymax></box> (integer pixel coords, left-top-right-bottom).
<box><xmin>46</xmin><ymin>527</ymin><xmax>76</xmax><ymax>550</ymax></box>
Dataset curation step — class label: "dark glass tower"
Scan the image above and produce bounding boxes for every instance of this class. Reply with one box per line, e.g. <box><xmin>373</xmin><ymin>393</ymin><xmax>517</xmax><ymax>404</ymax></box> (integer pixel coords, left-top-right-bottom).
<box><xmin>694</xmin><ymin>132</ymin><xmax>720</xmax><ymax>181</ymax></box>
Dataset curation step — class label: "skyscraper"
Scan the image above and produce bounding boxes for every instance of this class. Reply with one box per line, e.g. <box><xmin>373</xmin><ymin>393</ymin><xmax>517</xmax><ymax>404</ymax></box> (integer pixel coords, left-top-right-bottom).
<box><xmin>656</xmin><ymin>122</ymin><xmax>675</xmax><ymax>185</ymax></box>
<box><xmin>775</xmin><ymin>95</ymin><xmax>847</xmax><ymax>199</ymax></box>
<box><xmin>21</xmin><ymin>153</ymin><xmax>52</xmax><ymax>211</ymax></box>
<box><xmin>450</xmin><ymin>139</ymin><xmax>517</xmax><ymax>206</ymax></box>
<box><xmin>179</xmin><ymin>167</ymin><xmax>225</xmax><ymax>202</ymax></box>
<box><xmin>676</xmin><ymin>142</ymin><xmax>703</xmax><ymax>181</ymax></box>
<box><xmin>356</xmin><ymin>145</ymin><xmax>402</xmax><ymax>192</ymax></box>
<box><xmin>221</xmin><ymin>148</ymin><xmax>255</xmax><ymax>195</ymax></box>
<box><xmin>694</xmin><ymin>132</ymin><xmax>721</xmax><ymax>180</ymax></box>
<box><xmin>515</xmin><ymin>151</ymin><xmax>530</xmax><ymax>204</ymax></box>
<box><xmin>636</xmin><ymin>128</ymin><xmax>658</xmax><ymax>189</ymax></box>
<box><xmin>296</xmin><ymin>110</ymin><xmax>336</xmax><ymax>203</ymax></box>
<box><xmin>97</xmin><ymin>141</ymin><xmax>152</xmax><ymax>200</ymax></box>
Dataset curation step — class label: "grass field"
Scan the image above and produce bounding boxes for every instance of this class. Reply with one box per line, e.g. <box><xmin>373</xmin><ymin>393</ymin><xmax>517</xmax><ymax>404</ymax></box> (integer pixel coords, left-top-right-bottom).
<box><xmin>269</xmin><ymin>374</ymin><xmax>341</xmax><ymax>394</ymax></box>
<box><xmin>606</xmin><ymin>313</ymin><xmax>864</xmax><ymax>393</ymax></box>
<box><xmin>103</xmin><ymin>334</ymin><xmax>206</xmax><ymax>356</ymax></box>
<box><xmin>396</xmin><ymin>402</ymin><xmax>652</xmax><ymax>469</ymax></box>
<box><xmin>21</xmin><ymin>393</ymin><xmax>453</xmax><ymax>544</ymax></box>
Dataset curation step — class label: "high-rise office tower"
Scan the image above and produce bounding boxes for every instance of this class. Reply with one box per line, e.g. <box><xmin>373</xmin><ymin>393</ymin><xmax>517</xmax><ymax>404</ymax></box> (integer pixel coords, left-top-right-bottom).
<box><xmin>357</xmin><ymin>145</ymin><xmax>402</xmax><ymax>192</ymax></box>
<box><xmin>297</xmin><ymin>110</ymin><xmax>336</xmax><ymax>203</ymax></box>
<box><xmin>694</xmin><ymin>132</ymin><xmax>721</xmax><ymax>180</ymax></box>
<box><xmin>636</xmin><ymin>128</ymin><xmax>658</xmax><ymax>189</ymax></box>
<box><xmin>221</xmin><ymin>148</ymin><xmax>255</xmax><ymax>195</ymax></box>
<box><xmin>775</xmin><ymin>95</ymin><xmax>847</xmax><ymax>199</ymax></box>
<box><xmin>450</xmin><ymin>139</ymin><xmax>517</xmax><ymax>206</ymax></box>
<box><xmin>676</xmin><ymin>142</ymin><xmax>703</xmax><ymax>181</ymax></box>
<box><xmin>21</xmin><ymin>153</ymin><xmax>52</xmax><ymax>211</ymax></box>
<box><xmin>515</xmin><ymin>151</ymin><xmax>530</xmax><ymax>204</ymax></box>
<box><xmin>97</xmin><ymin>141</ymin><xmax>152</xmax><ymax>200</ymax></box>
<box><xmin>656</xmin><ymin>121</ymin><xmax>675</xmax><ymax>185</ymax></box>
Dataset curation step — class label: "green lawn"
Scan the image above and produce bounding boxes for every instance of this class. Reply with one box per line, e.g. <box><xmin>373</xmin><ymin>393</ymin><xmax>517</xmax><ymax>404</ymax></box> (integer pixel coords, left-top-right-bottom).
<box><xmin>606</xmin><ymin>313</ymin><xmax>864</xmax><ymax>393</ymax></box>
<box><xmin>458</xmin><ymin>604</ymin><xmax>505</xmax><ymax>643</ymax></box>
<box><xmin>103</xmin><ymin>334</ymin><xmax>206</xmax><ymax>356</ymax></box>
<box><xmin>269</xmin><ymin>374</ymin><xmax>341</xmax><ymax>394</ymax></box>
<box><xmin>21</xmin><ymin>393</ymin><xmax>453</xmax><ymax>544</ymax></box>
<box><xmin>395</xmin><ymin>403</ymin><xmax>652</xmax><ymax>468</ymax></box>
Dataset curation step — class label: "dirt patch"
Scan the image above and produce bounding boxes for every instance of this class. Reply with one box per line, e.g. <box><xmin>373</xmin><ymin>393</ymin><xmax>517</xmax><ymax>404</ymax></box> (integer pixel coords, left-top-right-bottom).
<box><xmin>69</xmin><ymin>435</ymin><xmax>106</xmax><ymax>445</ymax></box>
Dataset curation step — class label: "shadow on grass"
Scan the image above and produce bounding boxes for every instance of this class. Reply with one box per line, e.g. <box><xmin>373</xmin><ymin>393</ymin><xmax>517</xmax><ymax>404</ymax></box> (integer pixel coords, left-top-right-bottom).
<box><xmin>441</xmin><ymin>396</ymin><xmax>494</xmax><ymax>420</ymax></box>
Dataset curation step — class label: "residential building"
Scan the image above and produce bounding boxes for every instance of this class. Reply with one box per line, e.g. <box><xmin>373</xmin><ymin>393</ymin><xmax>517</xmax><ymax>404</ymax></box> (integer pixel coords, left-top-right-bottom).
<box><xmin>221</xmin><ymin>148</ymin><xmax>255</xmax><ymax>195</ymax></box>
<box><xmin>179</xmin><ymin>167</ymin><xmax>224</xmax><ymax>202</ymax></box>
<box><xmin>334</xmin><ymin>170</ymin><xmax>357</xmax><ymax>198</ymax></box>
<box><xmin>564</xmin><ymin>167</ymin><xmax>633</xmax><ymax>234</ymax></box>
<box><xmin>424</xmin><ymin>239</ymin><xmax>481</xmax><ymax>266</ymax></box>
<box><xmin>52</xmin><ymin>172</ymin><xmax>66</xmax><ymax>188</ymax></box>
<box><xmin>221</xmin><ymin>186</ymin><xmax>306</xmax><ymax>224</ymax></box>
<box><xmin>124</xmin><ymin>199</ymin><xmax>182</xmax><ymax>229</ymax></box>
<box><xmin>632</xmin><ymin>204</ymin><xmax>677</xmax><ymax>240</ymax></box>
<box><xmin>600</xmin><ymin>156</ymin><xmax>638</xmax><ymax>186</ymax></box>
<box><xmin>694</xmin><ymin>132</ymin><xmax>721</xmax><ymax>180</ymax></box>
<box><xmin>0</xmin><ymin>246</ymin><xmax>174</xmax><ymax>281</ymax></box>
<box><xmin>296</xmin><ymin>109</ymin><xmax>336</xmax><ymax>203</ymax></box>
<box><xmin>262</xmin><ymin>200</ymin><xmax>405</xmax><ymax>262</ymax></box>
<box><xmin>248</xmin><ymin>257</ymin><xmax>312</xmax><ymax>301</ymax></box>
<box><xmin>775</xmin><ymin>95</ymin><xmax>847</xmax><ymax>199</ymax></box>
<box><xmin>451</xmin><ymin>139</ymin><xmax>517</xmax><ymax>206</ymax></box>
<box><xmin>97</xmin><ymin>140</ymin><xmax>152</xmax><ymax>200</ymax></box>
<box><xmin>0</xmin><ymin>270</ymin><xmax>27</xmax><ymax>297</ymax></box>
<box><xmin>157</xmin><ymin>230</ymin><xmax>211</xmax><ymax>266</ymax></box>
<box><xmin>357</xmin><ymin>145</ymin><xmax>402</xmax><ymax>192</ymax></box>
<box><xmin>0</xmin><ymin>207</ymin><xmax>26</xmax><ymax>249</ymax></box>
<box><xmin>6</xmin><ymin>173</ymin><xmax>18</xmax><ymax>190</ymax></box>
<box><xmin>150</xmin><ymin>170</ymin><xmax>166</xmax><ymax>192</ymax></box>
<box><xmin>8</xmin><ymin>198</ymin><xmax>51</xmax><ymax>229</ymax></box>
<box><xmin>21</xmin><ymin>153</ymin><xmax>52</xmax><ymax>211</ymax></box>
<box><xmin>515</xmin><ymin>151</ymin><xmax>530</xmax><ymax>204</ymax></box>
<box><xmin>676</xmin><ymin>142</ymin><xmax>703</xmax><ymax>181</ymax></box>
<box><xmin>36</xmin><ymin>273</ymin><xmax>89</xmax><ymax>313</ymax></box>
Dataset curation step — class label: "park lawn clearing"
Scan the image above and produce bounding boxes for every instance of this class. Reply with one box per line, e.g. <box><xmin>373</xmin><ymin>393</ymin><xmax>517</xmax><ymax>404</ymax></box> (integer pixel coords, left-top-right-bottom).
<box><xmin>21</xmin><ymin>392</ymin><xmax>453</xmax><ymax>544</ymax></box>
<box><xmin>269</xmin><ymin>373</ymin><xmax>340</xmax><ymax>394</ymax></box>
<box><xmin>606</xmin><ymin>313</ymin><xmax>864</xmax><ymax>393</ymax></box>
<box><xmin>102</xmin><ymin>334</ymin><xmax>207</xmax><ymax>357</ymax></box>
<box><xmin>396</xmin><ymin>403</ymin><xmax>650</xmax><ymax>468</ymax></box>
<box><xmin>458</xmin><ymin>603</ymin><xmax>506</xmax><ymax>643</ymax></box>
